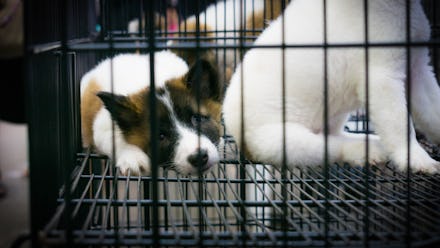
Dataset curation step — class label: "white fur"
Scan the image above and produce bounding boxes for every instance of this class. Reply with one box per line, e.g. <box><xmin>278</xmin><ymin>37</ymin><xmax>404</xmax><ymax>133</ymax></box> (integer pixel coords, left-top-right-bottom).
<box><xmin>80</xmin><ymin>51</ymin><xmax>188</xmax><ymax>95</ymax></box>
<box><xmin>223</xmin><ymin>0</ymin><xmax>440</xmax><ymax>173</ymax></box>
<box><xmin>173</xmin><ymin>124</ymin><xmax>219</xmax><ymax>175</ymax></box>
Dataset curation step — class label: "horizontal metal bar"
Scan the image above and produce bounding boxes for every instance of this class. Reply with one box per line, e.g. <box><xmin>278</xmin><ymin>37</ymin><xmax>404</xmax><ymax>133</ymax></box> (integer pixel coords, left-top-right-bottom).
<box><xmin>69</xmin><ymin>40</ymin><xmax>440</xmax><ymax>50</ymax></box>
<box><xmin>28</xmin><ymin>38</ymin><xmax>440</xmax><ymax>54</ymax></box>
<box><xmin>41</xmin><ymin>229</ymin><xmax>440</xmax><ymax>247</ymax></box>
<box><xmin>76</xmin><ymin>172</ymin><xmax>440</xmax><ymax>185</ymax></box>
<box><xmin>58</xmin><ymin>198</ymin><xmax>440</xmax><ymax>208</ymax></box>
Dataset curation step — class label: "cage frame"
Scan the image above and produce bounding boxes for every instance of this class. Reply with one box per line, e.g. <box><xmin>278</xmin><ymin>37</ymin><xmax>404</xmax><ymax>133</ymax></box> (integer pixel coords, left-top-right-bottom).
<box><xmin>24</xmin><ymin>0</ymin><xmax>440</xmax><ymax>247</ymax></box>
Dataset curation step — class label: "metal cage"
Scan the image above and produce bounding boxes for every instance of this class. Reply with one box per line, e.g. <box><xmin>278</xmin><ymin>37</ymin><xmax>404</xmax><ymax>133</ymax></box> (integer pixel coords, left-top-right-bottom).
<box><xmin>25</xmin><ymin>0</ymin><xmax>440</xmax><ymax>247</ymax></box>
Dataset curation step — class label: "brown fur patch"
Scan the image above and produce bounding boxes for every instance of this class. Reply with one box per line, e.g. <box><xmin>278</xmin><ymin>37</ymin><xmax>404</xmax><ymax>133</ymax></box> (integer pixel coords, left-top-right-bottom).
<box><xmin>245</xmin><ymin>0</ymin><xmax>289</xmax><ymax>35</ymax></box>
<box><xmin>173</xmin><ymin>19</ymin><xmax>215</xmax><ymax>66</ymax></box>
<box><xmin>127</xmin><ymin>88</ymin><xmax>148</xmax><ymax>115</ymax></box>
<box><xmin>245</xmin><ymin>10</ymin><xmax>266</xmax><ymax>35</ymax></box>
<box><xmin>203</xmin><ymin>98</ymin><xmax>223</xmax><ymax>134</ymax></box>
<box><xmin>179</xmin><ymin>19</ymin><xmax>214</xmax><ymax>39</ymax></box>
<box><xmin>225</xmin><ymin>67</ymin><xmax>233</xmax><ymax>85</ymax></box>
<box><xmin>166</xmin><ymin>76</ymin><xmax>188</xmax><ymax>92</ymax></box>
<box><xmin>264</xmin><ymin>0</ymin><xmax>288</xmax><ymax>21</ymax></box>
<box><xmin>124</xmin><ymin>89</ymin><xmax>151</xmax><ymax>150</ymax></box>
<box><xmin>81</xmin><ymin>79</ymin><xmax>103</xmax><ymax>147</ymax></box>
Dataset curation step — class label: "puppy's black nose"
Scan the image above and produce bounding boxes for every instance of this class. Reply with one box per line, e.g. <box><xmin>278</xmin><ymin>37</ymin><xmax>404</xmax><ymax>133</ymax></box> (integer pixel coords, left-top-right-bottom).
<box><xmin>188</xmin><ymin>149</ymin><xmax>209</xmax><ymax>167</ymax></box>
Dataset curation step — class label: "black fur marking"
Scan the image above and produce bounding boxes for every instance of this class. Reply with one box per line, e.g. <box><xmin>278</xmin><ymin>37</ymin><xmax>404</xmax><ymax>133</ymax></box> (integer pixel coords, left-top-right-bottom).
<box><xmin>155</xmin><ymin>102</ymin><xmax>179</xmax><ymax>167</ymax></box>
<box><xmin>185</xmin><ymin>59</ymin><xmax>222</xmax><ymax>101</ymax></box>
<box><xmin>97</xmin><ymin>91</ymin><xmax>140</xmax><ymax>131</ymax></box>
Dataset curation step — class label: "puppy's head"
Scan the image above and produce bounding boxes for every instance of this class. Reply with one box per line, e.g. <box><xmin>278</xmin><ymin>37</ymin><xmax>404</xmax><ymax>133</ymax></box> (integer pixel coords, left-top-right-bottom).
<box><xmin>97</xmin><ymin>59</ymin><xmax>223</xmax><ymax>175</ymax></box>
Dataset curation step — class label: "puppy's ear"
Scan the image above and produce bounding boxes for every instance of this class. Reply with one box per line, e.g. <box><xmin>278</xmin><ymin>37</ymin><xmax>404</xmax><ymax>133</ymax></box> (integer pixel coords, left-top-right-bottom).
<box><xmin>97</xmin><ymin>92</ymin><xmax>139</xmax><ymax>131</ymax></box>
<box><xmin>185</xmin><ymin>59</ymin><xmax>222</xmax><ymax>101</ymax></box>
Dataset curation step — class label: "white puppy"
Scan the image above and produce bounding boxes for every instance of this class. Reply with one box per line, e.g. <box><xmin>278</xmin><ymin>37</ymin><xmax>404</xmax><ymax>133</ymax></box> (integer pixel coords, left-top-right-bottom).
<box><xmin>222</xmin><ymin>0</ymin><xmax>440</xmax><ymax>173</ymax></box>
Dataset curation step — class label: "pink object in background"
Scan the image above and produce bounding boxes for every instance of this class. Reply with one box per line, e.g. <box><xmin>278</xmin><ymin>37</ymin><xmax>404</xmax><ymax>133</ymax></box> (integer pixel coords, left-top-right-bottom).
<box><xmin>166</xmin><ymin>0</ymin><xmax>179</xmax><ymax>36</ymax></box>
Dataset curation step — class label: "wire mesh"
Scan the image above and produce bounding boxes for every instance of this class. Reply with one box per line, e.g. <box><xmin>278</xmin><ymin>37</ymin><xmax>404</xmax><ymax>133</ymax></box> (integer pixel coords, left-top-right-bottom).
<box><xmin>40</xmin><ymin>138</ymin><xmax>440</xmax><ymax>247</ymax></box>
<box><xmin>25</xmin><ymin>0</ymin><xmax>440</xmax><ymax>247</ymax></box>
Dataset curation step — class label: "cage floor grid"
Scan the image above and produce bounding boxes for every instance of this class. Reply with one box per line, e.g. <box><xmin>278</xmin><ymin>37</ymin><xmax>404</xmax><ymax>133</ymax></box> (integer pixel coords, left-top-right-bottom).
<box><xmin>41</xmin><ymin>143</ymin><xmax>440</xmax><ymax>247</ymax></box>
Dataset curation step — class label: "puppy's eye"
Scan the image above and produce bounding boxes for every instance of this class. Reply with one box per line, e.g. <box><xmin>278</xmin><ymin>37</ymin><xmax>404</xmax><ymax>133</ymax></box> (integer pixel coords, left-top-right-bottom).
<box><xmin>191</xmin><ymin>114</ymin><xmax>209</xmax><ymax>126</ymax></box>
<box><xmin>159</xmin><ymin>132</ymin><xmax>167</xmax><ymax>141</ymax></box>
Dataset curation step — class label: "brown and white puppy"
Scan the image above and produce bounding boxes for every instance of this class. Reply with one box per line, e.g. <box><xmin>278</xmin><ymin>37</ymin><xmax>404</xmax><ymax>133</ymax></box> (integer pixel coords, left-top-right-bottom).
<box><xmin>80</xmin><ymin>51</ymin><xmax>223</xmax><ymax>176</ymax></box>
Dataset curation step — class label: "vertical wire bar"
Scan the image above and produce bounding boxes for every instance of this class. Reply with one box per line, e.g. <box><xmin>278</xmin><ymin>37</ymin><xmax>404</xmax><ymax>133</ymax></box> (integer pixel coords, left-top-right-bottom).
<box><xmin>117</xmin><ymin>171</ymin><xmax>131</xmax><ymax>242</ymax></box>
<box><xmin>207</xmin><ymin>179</ymin><xmax>236</xmax><ymax>241</ymax></box>
<box><xmin>322</xmin><ymin>0</ymin><xmax>330</xmax><ymax>246</ymax></box>
<box><xmin>137</xmin><ymin>0</ymin><xmax>143</xmax><ymax>36</ymax></box>
<box><xmin>136</xmin><ymin>175</ymin><xmax>143</xmax><ymax>243</ymax></box>
<box><xmin>163</xmin><ymin>170</ymin><xmax>180</xmax><ymax>243</ymax></box>
<box><xmin>263</xmin><ymin>0</ymin><xmax>267</xmax><ymax>28</ymax></box>
<box><xmin>433</xmin><ymin>0</ymin><xmax>439</xmax><ymax>80</ymax></box>
<box><xmin>83</xmin><ymin>160</ymin><xmax>110</xmax><ymax>238</ymax></box>
<box><xmin>22</xmin><ymin>3</ymin><xmax>40</xmax><ymax>246</ymax></box>
<box><xmin>261</xmin><ymin>166</ymin><xmax>266</xmax><ymax>232</ymax></box>
<box><xmin>193</xmin><ymin>0</ymin><xmax>205</xmax><ymax>245</ymax></box>
<box><xmin>280</xmin><ymin>0</ymin><xmax>288</xmax><ymax>246</ymax></box>
<box><xmin>218</xmin><ymin>164</ymin><xmax>260</xmax><ymax>244</ymax></box>
<box><xmin>164</xmin><ymin>0</ymin><xmax>168</xmax><ymax>38</ymax></box>
<box><xmin>223</xmin><ymin>0</ymin><xmax>227</xmax><ymax>88</ymax></box>
<box><xmin>127</xmin><ymin>176</ymin><xmax>131</xmax><ymax>231</ymax></box>
<box><xmin>147</xmin><ymin>0</ymin><xmax>160</xmax><ymax>246</ymax></box>
<box><xmin>141</xmin><ymin>0</ymin><xmax>151</xmax><ymax>235</ymax></box>
<box><xmin>143</xmin><ymin>179</ymin><xmax>151</xmax><ymax>233</ymax></box>
<box><xmin>104</xmin><ymin>0</ymin><xmax>121</xmax><ymax>243</ymax></box>
<box><xmin>238</xmin><ymin>0</ymin><xmax>248</xmax><ymax>246</ymax></box>
<box><xmin>362</xmin><ymin>0</ymin><xmax>371</xmax><ymax>247</ymax></box>
<box><xmin>72</xmin><ymin>51</ymin><xmax>81</xmax><ymax>153</ymax></box>
<box><xmin>184</xmin><ymin>178</ymin><xmax>188</xmax><ymax>233</ymax></box>
<box><xmin>221</xmin><ymin>126</ymin><xmax>227</xmax><ymax>234</ymax></box>
<box><xmin>120</xmin><ymin>171</ymin><xmax>131</xmax><ymax>237</ymax></box>
<box><xmin>405</xmin><ymin>0</ymin><xmax>412</xmax><ymax>246</ymax></box>
<box><xmin>163</xmin><ymin>173</ymin><xmax>169</xmax><ymax>234</ymax></box>
<box><xmin>233</xmin><ymin>0</ymin><xmax>237</xmax><ymax>67</ymax></box>
<box><xmin>99</xmin><ymin>162</ymin><xmax>117</xmax><ymax>243</ymax></box>
<box><xmin>188</xmin><ymin>177</ymin><xmax>219</xmax><ymax>242</ymax></box>
<box><xmin>213</xmin><ymin>0</ymin><xmax>220</xmax><ymax>84</ymax></box>
<box><xmin>176</xmin><ymin>174</ymin><xmax>199</xmax><ymax>238</ymax></box>
<box><xmin>251</xmin><ymin>0</ymin><xmax>255</xmax><ymax>38</ymax></box>
<box><xmin>59</xmin><ymin>0</ymin><xmax>73</xmax><ymax>245</ymax></box>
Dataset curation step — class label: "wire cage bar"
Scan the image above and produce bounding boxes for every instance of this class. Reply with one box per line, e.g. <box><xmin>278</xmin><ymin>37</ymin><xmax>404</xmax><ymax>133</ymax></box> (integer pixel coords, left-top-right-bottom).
<box><xmin>25</xmin><ymin>0</ymin><xmax>440</xmax><ymax>247</ymax></box>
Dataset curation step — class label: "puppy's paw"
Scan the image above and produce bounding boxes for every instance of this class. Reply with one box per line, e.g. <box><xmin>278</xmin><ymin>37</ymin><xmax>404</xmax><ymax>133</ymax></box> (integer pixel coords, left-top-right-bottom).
<box><xmin>391</xmin><ymin>144</ymin><xmax>440</xmax><ymax>174</ymax></box>
<box><xmin>340</xmin><ymin>140</ymin><xmax>388</xmax><ymax>166</ymax></box>
<box><xmin>116</xmin><ymin>148</ymin><xmax>151</xmax><ymax>176</ymax></box>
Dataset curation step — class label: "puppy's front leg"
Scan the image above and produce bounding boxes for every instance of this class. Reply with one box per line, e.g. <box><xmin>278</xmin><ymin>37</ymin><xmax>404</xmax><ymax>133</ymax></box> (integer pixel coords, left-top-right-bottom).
<box><xmin>116</xmin><ymin>145</ymin><xmax>151</xmax><ymax>176</ymax></box>
<box><xmin>338</xmin><ymin>132</ymin><xmax>388</xmax><ymax>166</ymax></box>
<box><xmin>244</xmin><ymin>123</ymin><xmax>344</xmax><ymax>168</ymax></box>
<box><xmin>366</xmin><ymin>68</ymin><xmax>439</xmax><ymax>173</ymax></box>
<box><xmin>410</xmin><ymin>50</ymin><xmax>440</xmax><ymax>144</ymax></box>
<box><xmin>93</xmin><ymin>110</ymin><xmax>151</xmax><ymax>176</ymax></box>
